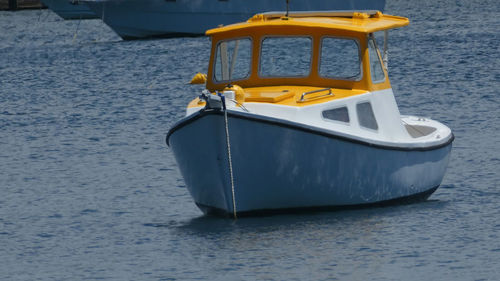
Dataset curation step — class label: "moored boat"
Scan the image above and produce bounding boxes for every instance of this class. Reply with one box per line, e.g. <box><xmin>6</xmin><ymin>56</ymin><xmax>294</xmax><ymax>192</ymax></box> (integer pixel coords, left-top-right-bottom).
<box><xmin>166</xmin><ymin>11</ymin><xmax>454</xmax><ymax>217</ymax></box>
<box><xmin>81</xmin><ymin>0</ymin><xmax>386</xmax><ymax>40</ymax></box>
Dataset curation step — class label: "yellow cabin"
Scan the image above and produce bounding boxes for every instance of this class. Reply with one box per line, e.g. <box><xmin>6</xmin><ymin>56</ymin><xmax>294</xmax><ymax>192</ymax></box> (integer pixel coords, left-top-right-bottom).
<box><xmin>191</xmin><ymin>11</ymin><xmax>408</xmax><ymax>108</ymax></box>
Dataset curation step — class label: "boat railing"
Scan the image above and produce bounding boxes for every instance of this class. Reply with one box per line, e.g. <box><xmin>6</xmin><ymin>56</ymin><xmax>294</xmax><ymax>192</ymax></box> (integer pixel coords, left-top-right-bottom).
<box><xmin>299</xmin><ymin>88</ymin><xmax>333</xmax><ymax>102</ymax></box>
<box><xmin>255</xmin><ymin>10</ymin><xmax>380</xmax><ymax>21</ymax></box>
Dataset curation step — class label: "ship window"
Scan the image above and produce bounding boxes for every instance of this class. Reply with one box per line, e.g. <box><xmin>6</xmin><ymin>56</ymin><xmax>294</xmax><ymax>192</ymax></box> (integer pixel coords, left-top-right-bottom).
<box><xmin>319</xmin><ymin>37</ymin><xmax>361</xmax><ymax>80</ymax></box>
<box><xmin>214</xmin><ymin>38</ymin><xmax>252</xmax><ymax>82</ymax></box>
<box><xmin>259</xmin><ymin>36</ymin><xmax>312</xmax><ymax>77</ymax></box>
<box><xmin>368</xmin><ymin>37</ymin><xmax>386</xmax><ymax>83</ymax></box>
<box><xmin>357</xmin><ymin>102</ymin><xmax>378</xmax><ymax>130</ymax></box>
<box><xmin>322</xmin><ymin>107</ymin><xmax>350</xmax><ymax>123</ymax></box>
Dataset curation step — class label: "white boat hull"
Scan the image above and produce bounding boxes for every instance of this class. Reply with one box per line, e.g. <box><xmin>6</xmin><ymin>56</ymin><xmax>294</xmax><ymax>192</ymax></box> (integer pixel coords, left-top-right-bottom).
<box><xmin>167</xmin><ymin>110</ymin><xmax>453</xmax><ymax>216</ymax></box>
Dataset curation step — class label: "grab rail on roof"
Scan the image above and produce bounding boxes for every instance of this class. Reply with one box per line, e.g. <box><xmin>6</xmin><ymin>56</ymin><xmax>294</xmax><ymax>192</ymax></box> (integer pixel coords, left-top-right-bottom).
<box><xmin>253</xmin><ymin>10</ymin><xmax>380</xmax><ymax>21</ymax></box>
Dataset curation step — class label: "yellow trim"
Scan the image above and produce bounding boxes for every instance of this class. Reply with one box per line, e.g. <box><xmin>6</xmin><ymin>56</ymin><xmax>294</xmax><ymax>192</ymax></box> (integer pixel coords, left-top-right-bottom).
<box><xmin>207</xmin><ymin>28</ymin><xmax>375</xmax><ymax>92</ymax></box>
<box><xmin>188</xmin><ymin>97</ymin><xmax>205</xmax><ymax>108</ymax></box>
<box><xmin>187</xmin><ymin>86</ymin><xmax>369</xmax><ymax>109</ymax></box>
<box><xmin>207</xmin><ymin>28</ymin><xmax>394</xmax><ymax>92</ymax></box>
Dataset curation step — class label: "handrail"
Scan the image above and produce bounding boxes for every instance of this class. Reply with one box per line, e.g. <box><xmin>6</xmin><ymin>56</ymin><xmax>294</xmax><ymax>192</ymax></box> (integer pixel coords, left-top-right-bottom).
<box><xmin>299</xmin><ymin>88</ymin><xmax>333</xmax><ymax>102</ymax></box>
<box><xmin>254</xmin><ymin>10</ymin><xmax>380</xmax><ymax>21</ymax></box>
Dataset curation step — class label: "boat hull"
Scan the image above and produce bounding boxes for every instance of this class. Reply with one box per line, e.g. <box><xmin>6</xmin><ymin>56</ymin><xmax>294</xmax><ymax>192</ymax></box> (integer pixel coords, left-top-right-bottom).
<box><xmin>167</xmin><ymin>110</ymin><xmax>453</xmax><ymax>216</ymax></box>
<box><xmin>83</xmin><ymin>0</ymin><xmax>386</xmax><ymax>40</ymax></box>
<box><xmin>41</xmin><ymin>0</ymin><xmax>97</xmax><ymax>20</ymax></box>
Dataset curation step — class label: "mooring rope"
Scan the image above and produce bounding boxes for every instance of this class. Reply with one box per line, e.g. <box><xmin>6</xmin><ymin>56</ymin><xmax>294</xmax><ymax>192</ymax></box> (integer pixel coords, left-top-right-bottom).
<box><xmin>72</xmin><ymin>16</ymin><xmax>82</xmax><ymax>43</ymax></box>
<box><xmin>223</xmin><ymin>102</ymin><xmax>237</xmax><ymax>219</ymax></box>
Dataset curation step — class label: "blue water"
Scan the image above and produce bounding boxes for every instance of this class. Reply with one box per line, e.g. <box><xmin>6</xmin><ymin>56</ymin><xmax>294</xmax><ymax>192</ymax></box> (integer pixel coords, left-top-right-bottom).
<box><xmin>1</xmin><ymin>0</ymin><xmax>499</xmax><ymax>279</ymax></box>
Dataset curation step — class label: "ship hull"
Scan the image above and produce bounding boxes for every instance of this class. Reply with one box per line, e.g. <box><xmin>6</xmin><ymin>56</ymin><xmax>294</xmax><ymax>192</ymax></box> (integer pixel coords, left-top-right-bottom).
<box><xmin>83</xmin><ymin>0</ymin><xmax>386</xmax><ymax>39</ymax></box>
<box><xmin>167</xmin><ymin>110</ymin><xmax>453</xmax><ymax>216</ymax></box>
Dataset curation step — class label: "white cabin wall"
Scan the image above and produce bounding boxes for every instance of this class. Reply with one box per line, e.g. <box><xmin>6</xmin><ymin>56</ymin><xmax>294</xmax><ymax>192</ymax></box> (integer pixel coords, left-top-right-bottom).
<box><xmin>369</xmin><ymin>88</ymin><xmax>411</xmax><ymax>141</ymax></box>
<box><xmin>186</xmin><ymin>88</ymin><xmax>412</xmax><ymax>143</ymax></box>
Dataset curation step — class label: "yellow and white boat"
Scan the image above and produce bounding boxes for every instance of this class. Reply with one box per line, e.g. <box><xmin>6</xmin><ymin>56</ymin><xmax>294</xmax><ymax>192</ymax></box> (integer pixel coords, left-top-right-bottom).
<box><xmin>166</xmin><ymin>11</ymin><xmax>454</xmax><ymax>217</ymax></box>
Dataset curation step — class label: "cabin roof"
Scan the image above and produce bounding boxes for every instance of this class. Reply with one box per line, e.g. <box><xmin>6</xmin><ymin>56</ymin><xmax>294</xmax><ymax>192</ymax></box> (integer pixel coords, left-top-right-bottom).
<box><xmin>206</xmin><ymin>11</ymin><xmax>409</xmax><ymax>35</ymax></box>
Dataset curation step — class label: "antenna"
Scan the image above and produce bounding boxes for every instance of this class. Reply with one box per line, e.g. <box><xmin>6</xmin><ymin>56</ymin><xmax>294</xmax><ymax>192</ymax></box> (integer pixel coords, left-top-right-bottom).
<box><xmin>285</xmin><ymin>0</ymin><xmax>289</xmax><ymax>17</ymax></box>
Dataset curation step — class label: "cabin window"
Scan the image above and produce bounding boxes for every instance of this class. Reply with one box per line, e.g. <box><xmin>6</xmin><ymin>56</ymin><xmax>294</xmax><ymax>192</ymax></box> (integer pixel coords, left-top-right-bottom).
<box><xmin>357</xmin><ymin>102</ymin><xmax>378</xmax><ymax>130</ymax></box>
<box><xmin>319</xmin><ymin>37</ymin><xmax>361</xmax><ymax>80</ymax></box>
<box><xmin>368</xmin><ymin>37</ymin><xmax>385</xmax><ymax>83</ymax></box>
<box><xmin>214</xmin><ymin>38</ymin><xmax>252</xmax><ymax>82</ymax></box>
<box><xmin>322</xmin><ymin>106</ymin><xmax>350</xmax><ymax>123</ymax></box>
<box><xmin>259</xmin><ymin>36</ymin><xmax>312</xmax><ymax>77</ymax></box>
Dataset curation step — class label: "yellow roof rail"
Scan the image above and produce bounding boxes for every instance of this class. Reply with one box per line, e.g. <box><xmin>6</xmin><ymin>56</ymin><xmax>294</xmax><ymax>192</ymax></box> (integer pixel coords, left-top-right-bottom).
<box><xmin>249</xmin><ymin>10</ymin><xmax>382</xmax><ymax>21</ymax></box>
<box><xmin>207</xmin><ymin>10</ymin><xmax>409</xmax><ymax>35</ymax></box>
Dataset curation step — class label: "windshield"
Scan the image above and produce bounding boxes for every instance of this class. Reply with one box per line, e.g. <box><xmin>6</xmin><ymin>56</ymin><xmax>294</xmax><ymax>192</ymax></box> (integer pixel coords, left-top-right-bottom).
<box><xmin>319</xmin><ymin>37</ymin><xmax>361</xmax><ymax>80</ymax></box>
<box><xmin>214</xmin><ymin>38</ymin><xmax>252</xmax><ymax>82</ymax></box>
<box><xmin>368</xmin><ymin>36</ymin><xmax>385</xmax><ymax>83</ymax></box>
<box><xmin>259</xmin><ymin>36</ymin><xmax>312</xmax><ymax>77</ymax></box>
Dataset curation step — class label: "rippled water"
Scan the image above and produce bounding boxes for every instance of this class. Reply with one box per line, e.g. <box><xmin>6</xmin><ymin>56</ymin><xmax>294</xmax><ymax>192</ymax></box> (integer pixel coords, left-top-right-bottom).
<box><xmin>1</xmin><ymin>0</ymin><xmax>499</xmax><ymax>280</ymax></box>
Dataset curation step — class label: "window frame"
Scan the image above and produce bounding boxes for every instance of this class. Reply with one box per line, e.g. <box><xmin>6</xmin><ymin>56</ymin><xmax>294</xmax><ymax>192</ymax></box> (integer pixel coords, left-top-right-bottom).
<box><xmin>318</xmin><ymin>35</ymin><xmax>363</xmax><ymax>81</ymax></box>
<box><xmin>321</xmin><ymin>105</ymin><xmax>351</xmax><ymax>125</ymax></box>
<box><xmin>258</xmin><ymin>35</ymin><xmax>313</xmax><ymax>79</ymax></box>
<box><xmin>356</xmin><ymin>101</ymin><xmax>379</xmax><ymax>131</ymax></box>
<box><xmin>212</xmin><ymin>36</ymin><xmax>253</xmax><ymax>83</ymax></box>
<box><xmin>367</xmin><ymin>34</ymin><xmax>386</xmax><ymax>84</ymax></box>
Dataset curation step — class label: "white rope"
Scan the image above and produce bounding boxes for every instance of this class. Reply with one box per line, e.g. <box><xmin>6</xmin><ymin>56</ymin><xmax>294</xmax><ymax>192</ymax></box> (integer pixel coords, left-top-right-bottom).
<box><xmin>228</xmin><ymin>99</ymin><xmax>249</xmax><ymax>112</ymax></box>
<box><xmin>383</xmin><ymin>30</ymin><xmax>389</xmax><ymax>71</ymax></box>
<box><xmin>224</xmin><ymin>108</ymin><xmax>237</xmax><ymax>219</ymax></box>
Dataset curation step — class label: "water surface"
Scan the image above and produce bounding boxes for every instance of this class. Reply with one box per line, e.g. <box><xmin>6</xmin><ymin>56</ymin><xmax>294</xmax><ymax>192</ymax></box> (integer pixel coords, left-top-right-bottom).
<box><xmin>1</xmin><ymin>0</ymin><xmax>499</xmax><ymax>280</ymax></box>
